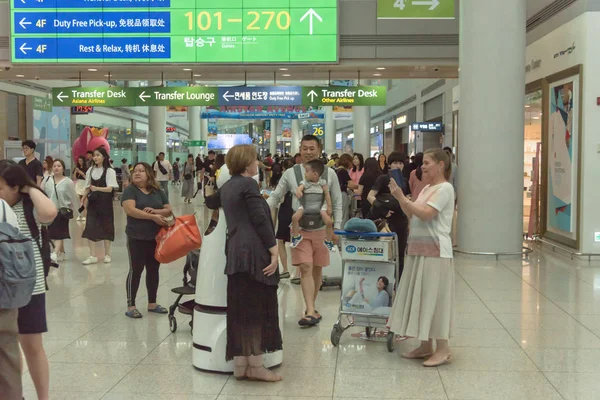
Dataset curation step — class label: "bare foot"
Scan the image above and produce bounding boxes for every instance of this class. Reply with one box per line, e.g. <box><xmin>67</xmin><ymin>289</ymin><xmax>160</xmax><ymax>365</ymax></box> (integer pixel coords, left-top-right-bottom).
<box><xmin>247</xmin><ymin>366</ymin><xmax>283</xmax><ymax>382</ymax></box>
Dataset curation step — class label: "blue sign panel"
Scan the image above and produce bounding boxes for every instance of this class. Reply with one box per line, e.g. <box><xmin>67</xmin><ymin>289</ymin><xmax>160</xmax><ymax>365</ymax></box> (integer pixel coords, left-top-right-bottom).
<box><xmin>13</xmin><ymin>12</ymin><xmax>171</xmax><ymax>34</ymax></box>
<box><xmin>13</xmin><ymin>0</ymin><xmax>172</xmax><ymax>8</ymax></box>
<box><xmin>218</xmin><ymin>86</ymin><xmax>303</xmax><ymax>107</ymax></box>
<box><xmin>411</xmin><ymin>122</ymin><xmax>444</xmax><ymax>132</ymax></box>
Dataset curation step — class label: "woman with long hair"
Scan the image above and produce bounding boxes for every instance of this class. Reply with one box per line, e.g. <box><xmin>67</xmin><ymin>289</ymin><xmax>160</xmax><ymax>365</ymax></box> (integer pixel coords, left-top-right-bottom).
<box><xmin>73</xmin><ymin>155</ymin><xmax>88</xmax><ymax>221</ymax></box>
<box><xmin>275</xmin><ymin>159</ymin><xmax>295</xmax><ymax>279</ymax></box>
<box><xmin>181</xmin><ymin>154</ymin><xmax>195</xmax><ymax>203</ymax></box>
<box><xmin>409</xmin><ymin>152</ymin><xmax>427</xmax><ymax>201</ymax></box>
<box><xmin>44</xmin><ymin>159</ymin><xmax>79</xmax><ymax>262</ymax></box>
<box><xmin>0</xmin><ymin>160</ymin><xmax>57</xmax><ymax>400</ymax></box>
<box><xmin>387</xmin><ymin>149</ymin><xmax>456</xmax><ymax>367</ymax></box>
<box><xmin>350</xmin><ymin>153</ymin><xmax>365</xmax><ymax>183</ymax></box>
<box><xmin>378</xmin><ymin>153</ymin><xmax>389</xmax><ymax>174</ymax></box>
<box><xmin>122</xmin><ymin>162</ymin><xmax>173</xmax><ymax>318</ymax></box>
<box><xmin>357</xmin><ymin>157</ymin><xmax>382</xmax><ymax>218</ymax></box>
<box><xmin>41</xmin><ymin>156</ymin><xmax>53</xmax><ymax>185</ymax></box>
<box><xmin>81</xmin><ymin>146</ymin><xmax>118</xmax><ymax>265</ymax></box>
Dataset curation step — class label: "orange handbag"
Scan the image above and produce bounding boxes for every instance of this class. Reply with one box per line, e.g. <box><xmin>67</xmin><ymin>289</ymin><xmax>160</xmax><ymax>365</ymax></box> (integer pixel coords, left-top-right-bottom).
<box><xmin>155</xmin><ymin>214</ymin><xmax>202</xmax><ymax>264</ymax></box>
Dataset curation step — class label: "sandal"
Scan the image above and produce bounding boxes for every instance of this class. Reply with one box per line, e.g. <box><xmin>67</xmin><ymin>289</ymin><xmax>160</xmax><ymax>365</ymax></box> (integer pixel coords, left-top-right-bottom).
<box><xmin>298</xmin><ymin>315</ymin><xmax>320</xmax><ymax>327</ymax></box>
<box><xmin>147</xmin><ymin>305</ymin><xmax>168</xmax><ymax>314</ymax></box>
<box><xmin>305</xmin><ymin>310</ymin><xmax>322</xmax><ymax>321</ymax></box>
<box><xmin>125</xmin><ymin>309</ymin><xmax>143</xmax><ymax>319</ymax></box>
<box><xmin>290</xmin><ymin>277</ymin><xmax>301</xmax><ymax>285</ymax></box>
<box><xmin>280</xmin><ymin>272</ymin><xmax>290</xmax><ymax>279</ymax></box>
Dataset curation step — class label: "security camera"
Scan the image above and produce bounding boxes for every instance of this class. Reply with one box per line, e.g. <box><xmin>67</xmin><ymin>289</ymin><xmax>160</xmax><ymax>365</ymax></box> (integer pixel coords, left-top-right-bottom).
<box><xmin>3</xmin><ymin>67</ymin><xmax>10</xmax><ymax>71</ymax></box>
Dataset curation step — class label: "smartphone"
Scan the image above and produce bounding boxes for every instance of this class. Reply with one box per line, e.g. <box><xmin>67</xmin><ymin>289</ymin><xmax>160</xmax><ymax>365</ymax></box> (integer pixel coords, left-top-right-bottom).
<box><xmin>390</xmin><ymin>169</ymin><xmax>405</xmax><ymax>189</ymax></box>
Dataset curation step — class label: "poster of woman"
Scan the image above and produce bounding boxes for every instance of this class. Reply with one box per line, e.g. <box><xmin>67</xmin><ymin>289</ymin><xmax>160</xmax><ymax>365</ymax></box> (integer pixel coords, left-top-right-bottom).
<box><xmin>547</xmin><ymin>75</ymin><xmax>579</xmax><ymax>239</ymax></box>
<box><xmin>341</xmin><ymin>261</ymin><xmax>395</xmax><ymax>316</ymax></box>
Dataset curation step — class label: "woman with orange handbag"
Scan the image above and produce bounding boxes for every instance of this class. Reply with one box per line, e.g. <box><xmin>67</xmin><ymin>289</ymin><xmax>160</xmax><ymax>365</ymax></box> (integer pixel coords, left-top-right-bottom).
<box><xmin>121</xmin><ymin>162</ymin><xmax>174</xmax><ymax>319</ymax></box>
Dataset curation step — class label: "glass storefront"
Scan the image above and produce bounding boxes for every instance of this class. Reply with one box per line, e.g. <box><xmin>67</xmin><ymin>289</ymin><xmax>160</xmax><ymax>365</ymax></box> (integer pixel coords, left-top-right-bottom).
<box><xmin>524</xmin><ymin>90</ymin><xmax>543</xmax><ymax>236</ymax></box>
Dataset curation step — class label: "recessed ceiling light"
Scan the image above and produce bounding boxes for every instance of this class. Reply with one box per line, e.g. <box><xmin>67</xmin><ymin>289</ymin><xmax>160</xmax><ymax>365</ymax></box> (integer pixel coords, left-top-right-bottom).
<box><xmin>193</xmin><ymin>74</ymin><xmax>202</xmax><ymax>77</ymax></box>
<box><xmin>373</xmin><ymin>73</ymin><xmax>382</xmax><ymax>77</ymax></box>
<box><xmin>104</xmin><ymin>74</ymin><xmax>111</xmax><ymax>77</ymax></box>
<box><xmin>88</xmin><ymin>68</ymin><xmax>97</xmax><ymax>72</ymax></box>
<box><xmin>376</xmin><ymin>67</ymin><xmax>386</xmax><ymax>70</ymax></box>
<box><xmin>524</xmin><ymin>105</ymin><xmax>530</xmax><ymax>108</ymax></box>
<box><xmin>279</xmin><ymin>68</ymin><xmax>288</xmax><ymax>71</ymax></box>
<box><xmin>282</xmin><ymin>74</ymin><xmax>291</xmax><ymax>77</ymax></box>
<box><xmin>16</xmin><ymin>74</ymin><xmax>24</xmax><ymax>77</ymax></box>
<box><xmin>183</xmin><ymin>68</ymin><xmax>192</xmax><ymax>71</ymax></box>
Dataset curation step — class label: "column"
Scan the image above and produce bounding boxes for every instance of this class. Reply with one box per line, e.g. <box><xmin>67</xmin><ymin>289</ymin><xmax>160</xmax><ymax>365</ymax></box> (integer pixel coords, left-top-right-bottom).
<box><xmin>188</xmin><ymin>106</ymin><xmax>201</xmax><ymax>142</ymax></box>
<box><xmin>291</xmin><ymin>119</ymin><xmax>301</xmax><ymax>155</ymax></box>
<box><xmin>324</xmin><ymin>106</ymin><xmax>336</xmax><ymax>155</ymax></box>
<box><xmin>200</xmin><ymin>110</ymin><xmax>208</xmax><ymax>156</ymax></box>
<box><xmin>456</xmin><ymin>0</ymin><xmax>526</xmax><ymax>254</ymax></box>
<box><xmin>353</xmin><ymin>106</ymin><xmax>371</xmax><ymax>156</ymax></box>
<box><xmin>269</xmin><ymin>119</ymin><xmax>277</xmax><ymax>155</ymax></box>
<box><xmin>148</xmin><ymin>81</ymin><xmax>166</xmax><ymax>157</ymax></box>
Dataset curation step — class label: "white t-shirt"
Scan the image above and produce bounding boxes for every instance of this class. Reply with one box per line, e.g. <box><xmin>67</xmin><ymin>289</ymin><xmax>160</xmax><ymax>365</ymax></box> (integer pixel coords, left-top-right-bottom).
<box><xmin>407</xmin><ymin>182</ymin><xmax>455</xmax><ymax>259</ymax></box>
<box><xmin>0</xmin><ymin>199</ymin><xmax>19</xmax><ymax>228</ymax></box>
<box><xmin>154</xmin><ymin>160</ymin><xmax>172</xmax><ymax>182</ymax></box>
<box><xmin>85</xmin><ymin>167</ymin><xmax>119</xmax><ymax>189</ymax></box>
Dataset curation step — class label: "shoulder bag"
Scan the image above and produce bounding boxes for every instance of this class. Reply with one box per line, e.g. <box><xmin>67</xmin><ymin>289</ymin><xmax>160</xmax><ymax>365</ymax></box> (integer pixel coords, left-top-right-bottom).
<box><xmin>53</xmin><ymin>178</ymin><xmax>74</xmax><ymax>220</ymax></box>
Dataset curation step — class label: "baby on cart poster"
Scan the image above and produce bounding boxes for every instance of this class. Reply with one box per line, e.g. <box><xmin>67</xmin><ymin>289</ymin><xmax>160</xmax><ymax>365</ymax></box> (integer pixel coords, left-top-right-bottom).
<box><xmin>341</xmin><ymin>261</ymin><xmax>395</xmax><ymax>316</ymax></box>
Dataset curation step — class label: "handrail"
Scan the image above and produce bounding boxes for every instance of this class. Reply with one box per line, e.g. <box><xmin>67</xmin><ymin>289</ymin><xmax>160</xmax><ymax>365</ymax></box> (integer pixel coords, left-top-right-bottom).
<box><xmin>535</xmin><ymin>237</ymin><xmax>600</xmax><ymax>261</ymax></box>
<box><xmin>453</xmin><ymin>246</ymin><xmax>533</xmax><ymax>260</ymax></box>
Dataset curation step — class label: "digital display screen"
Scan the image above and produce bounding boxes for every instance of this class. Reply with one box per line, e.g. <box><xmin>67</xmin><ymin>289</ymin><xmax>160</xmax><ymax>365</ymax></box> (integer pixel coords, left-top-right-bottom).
<box><xmin>70</xmin><ymin>105</ymin><xmax>94</xmax><ymax>114</ymax></box>
<box><xmin>11</xmin><ymin>0</ymin><xmax>338</xmax><ymax>63</ymax></box>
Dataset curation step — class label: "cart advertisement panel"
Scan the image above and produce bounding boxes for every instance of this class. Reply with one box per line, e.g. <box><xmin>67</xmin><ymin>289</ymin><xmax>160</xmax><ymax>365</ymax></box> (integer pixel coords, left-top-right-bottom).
<box><xmin>342</xmin><ymin>239</ymin><xmax>392</xmax><ymax>261</ymax></box>
<box><xmin>341</xmin><ymin>261</ymin><xmax>395</xmax><ymax>317</ymax></box>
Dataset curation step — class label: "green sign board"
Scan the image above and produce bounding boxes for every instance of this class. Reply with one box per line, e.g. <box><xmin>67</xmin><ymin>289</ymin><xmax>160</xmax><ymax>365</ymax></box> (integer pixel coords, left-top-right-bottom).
<box><xmin>32</xmin><ymin>95</ymin><xmax>52</xmax><ymax>112</ymax></box>
<box><xmin>12</xmin><ymin>0</ymin><xmax>338</xmax><ymax>64</ymax></box>
<box><xmin>52</xmin><ymin>85</ymin><xmax>387</xmax><ymax>107</ymax></box>
<box><xmin>377</xmin><ymin>0</ymin><xmax>454</xmax><ymax>19</ymax></box>
<box><xmin>187</xmin><ymin>140</ymin><xmax>207</xmax><ymax>147</ymax></box>
<box><xmin>302</xmin><ymin>86</ymin><xmax>387</xmax><ymax>106</ymax></box>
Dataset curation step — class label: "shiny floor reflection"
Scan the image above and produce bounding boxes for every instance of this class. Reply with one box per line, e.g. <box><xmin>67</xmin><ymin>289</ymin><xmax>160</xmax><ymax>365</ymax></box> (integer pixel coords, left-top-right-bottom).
<box><xmin>22</xmin><ymin>191</ymin><xmax>600</xmax><ymax>399</ymax></box>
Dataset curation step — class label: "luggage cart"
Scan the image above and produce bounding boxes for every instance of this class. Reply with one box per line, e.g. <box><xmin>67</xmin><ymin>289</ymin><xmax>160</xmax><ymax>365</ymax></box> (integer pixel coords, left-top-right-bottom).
<box><xmin>330</xmin><ymin>231</ymin><xmax>397</xmax><ymax>352</ymax></box>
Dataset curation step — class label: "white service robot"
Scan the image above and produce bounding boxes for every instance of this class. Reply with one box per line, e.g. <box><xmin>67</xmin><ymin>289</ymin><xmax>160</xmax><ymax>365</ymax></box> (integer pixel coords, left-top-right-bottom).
<box><xmin>193</xmin><ymin>164</ymin><xmax>283</xmax><ymax>372</ymax></box>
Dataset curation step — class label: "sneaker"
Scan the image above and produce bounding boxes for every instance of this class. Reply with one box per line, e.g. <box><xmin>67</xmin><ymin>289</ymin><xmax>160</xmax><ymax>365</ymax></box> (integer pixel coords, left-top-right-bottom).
<box><xmin>82</xmin><ymin>256</ymin><xmax>98</xmax><ymax>265</ymax></box>
<box><xmin>324</xmin><ymin>240</ymin><xmax>337</xmax><ymax>252</ymax></box>
<box><xmin>57</xmin><ymin>252</ymin><xmax>66</xmax><ymax>262</ymax></box>
<box><xmin>290</xmin><ymin>235</ymin><xmax>303</xmax><ymax>248</ymax></box>
<box><xmin>104</xmin><ymin>255</ymin><xmax>112</xmax><ymax>263</ymax></box>
<box><xmin>50</xmin><ymin>252</ymin><xmax>57</xmax><ymax>262</ymax></box>
<box><xmin>76</xmin><ymin>215</ymin><xmax>82</xmax><ymax>221</ymax></box>
<box><xmin>81</xmin><ymin>217</ymin><xmax>86</xmax><ymax>222</ymax></box>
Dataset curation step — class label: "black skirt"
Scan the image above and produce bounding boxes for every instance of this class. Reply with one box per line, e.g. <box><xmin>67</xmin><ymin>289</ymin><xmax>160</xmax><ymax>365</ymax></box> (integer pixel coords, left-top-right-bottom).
<box><xmin>48</xmin><ymin>215</ymin><xmax>70</xmax><ymax>240</ymax></box>
<box><xmin>226</xmin><ymin>273</ymin><xmax>282</xmax><ymax>361</ymax></box>
<box><xmin>275</xmin><ymin>193</ymin><xmax>292</xmax><ymax>242</ymax></box>
<box><xmin>82</xmin><ymin>192</ymin><xmax>115</xmax><ymax>242</ymax></box>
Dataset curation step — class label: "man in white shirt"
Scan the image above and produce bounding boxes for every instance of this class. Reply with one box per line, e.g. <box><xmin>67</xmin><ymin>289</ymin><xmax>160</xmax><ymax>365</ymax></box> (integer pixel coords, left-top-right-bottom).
<box><xmin>154</xmin><ymin>152</ymin><xmax>173</xmax><ymax>200</ymax></box>
<box><xmin>267</xmin><ymin>135</ymin><xmax>343</xmax><ymax>327</ymax></box>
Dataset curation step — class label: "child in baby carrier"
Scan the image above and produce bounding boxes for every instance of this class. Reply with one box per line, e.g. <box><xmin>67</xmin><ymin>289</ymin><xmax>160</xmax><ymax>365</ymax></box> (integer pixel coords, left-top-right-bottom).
<box><xmin>291</xmin><ymin>160</ymin><xmax>335</xmax><ymax>251</ymax></box>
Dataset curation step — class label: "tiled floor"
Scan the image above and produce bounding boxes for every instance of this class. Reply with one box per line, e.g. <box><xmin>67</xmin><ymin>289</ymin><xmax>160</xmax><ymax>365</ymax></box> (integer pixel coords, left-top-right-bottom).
<box><xmin>23</xmin><ymin>189</ymin><xmax>600</xmax><ymax>399</ymax></box>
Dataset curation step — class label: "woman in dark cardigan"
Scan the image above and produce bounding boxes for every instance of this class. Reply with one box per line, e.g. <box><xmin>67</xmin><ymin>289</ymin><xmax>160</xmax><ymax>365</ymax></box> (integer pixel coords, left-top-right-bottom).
<box><xmin>214</xmin><ymin>144</ymin><xmax>283</xmax><ymax>383</ymax></box>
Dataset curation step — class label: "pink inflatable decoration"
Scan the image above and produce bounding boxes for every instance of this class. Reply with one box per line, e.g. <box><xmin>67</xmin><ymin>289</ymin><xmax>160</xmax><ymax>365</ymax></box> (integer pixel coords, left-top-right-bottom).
<box><xmin>72</xmin><ymin>127</ymin><xmax>111</xmax><ymax>162</ymax></box>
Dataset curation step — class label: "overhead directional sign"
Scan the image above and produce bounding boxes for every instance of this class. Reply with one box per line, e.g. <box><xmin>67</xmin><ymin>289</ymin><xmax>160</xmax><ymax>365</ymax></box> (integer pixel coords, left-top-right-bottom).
<box><xmin>302</xmin><ymin>86</ymin><xmax>387</xmax><ymax>106</ymax></box>
<box><xmin>52</xmin><ymin>85</ymin><xmax>387</xmax><ymax>107</ymax></box>
<box><xmin>377</xmin><ymin>0</ymin><xmax>454</xmax><ymax>19</ymax></box>
<box><xmin>11</xmin><ymin>0</ymin><xmax>338</xmax><ymax>64</ymax></box>
<box><xmin>186</xmin><ymin>140</ymin><xmax>207</xmax><ymax>147</ymax></box>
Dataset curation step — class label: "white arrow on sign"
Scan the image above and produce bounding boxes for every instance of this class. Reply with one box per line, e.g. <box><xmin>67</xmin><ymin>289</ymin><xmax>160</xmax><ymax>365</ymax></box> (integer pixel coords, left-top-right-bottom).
<box><xmin>300</xmin><ymin>8</ymin><xmax>322</xmax><ymax>36</ymax></box>
<box><xmin>412</xmin><ymin>0</ymin><xmax>440</xmax><ymax>10</ymax></box>
<box><xmin>222</xmin><ymin>91</ymin><xmax>234</xmax><ymax>102</ymax></box>
<box><xmin>56</xmin><ymin>92</ymin><xmax>68</xmax><ymax>103</ymax></box>
<box><xmin>19</xmin><ymin>18</ymin><xmax>32</xmax><ymax>30</ymax></box>
<box><xmin>138</xmin><ymin>91</ymin><xmax>150</xmax><ymax>102</ymax></box>
<box><xmin>19</xmin><ymin>43</ymin><xmax>32</xmax><ymax>54</ymax></box>
<box><xmin>307</xmin><ymin>90</ymin><xmax>318</xmax><ymax>102</ymax></box>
